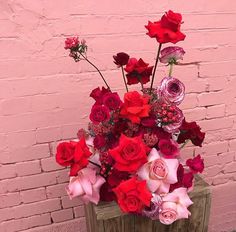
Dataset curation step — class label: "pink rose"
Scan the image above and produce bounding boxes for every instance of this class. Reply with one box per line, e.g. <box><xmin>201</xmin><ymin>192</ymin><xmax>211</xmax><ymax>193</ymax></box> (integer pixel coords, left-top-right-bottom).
<box><xmin>160</xmin><ymin>187</ymin><xmax>193</xmax><ymax>224</ymax></box>
<box><xmin>159</xmin><ymin>77</ymin><xmax>185</xmax><ymax>105</ymax></box>
<box><xmin>160</xmin><ymin>46</ymin><xmax>185</xmax><ymax>64</ymax></box>
<box><xmin>137</xmin><ymin>148</ymin><xmax>179</xmax><ymax>194</ymax></box>
<box><xmin>159</xmin><ymin>202</ymin><xmax>178</xmax><ymax>225</ymax></box>
<box><xmin>66</xmin><ymin>167</ymin><xmax>105</xmax><ymax>204</ymax></box>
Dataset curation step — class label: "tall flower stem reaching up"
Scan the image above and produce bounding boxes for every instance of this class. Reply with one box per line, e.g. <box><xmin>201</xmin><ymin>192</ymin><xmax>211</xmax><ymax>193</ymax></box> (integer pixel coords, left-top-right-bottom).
<box><xmin>169</xmin><ymin>63</ymin><xmax>174</xmax><ymax>77</ymax></box>
<box><xmin>121</xmin><ymin>66</ymin><xmax>128</xmax><ymax>92</ymax></box>
<box><xmin>150</xmin><ymin>43</ymin><xmax>162</xmax><ymax>91</ymax></box>
<box><xmin>79</xmin><ymin>52</ymin><xmax>110</xmax><ymax>90</ymax></box>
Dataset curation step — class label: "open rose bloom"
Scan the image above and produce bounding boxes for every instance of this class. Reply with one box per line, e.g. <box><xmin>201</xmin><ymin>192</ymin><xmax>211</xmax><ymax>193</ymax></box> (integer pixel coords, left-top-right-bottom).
<box><xmin>55</xmin><ymin>9</ymin><xmax>205</xmax><ymax>225</ymax></box>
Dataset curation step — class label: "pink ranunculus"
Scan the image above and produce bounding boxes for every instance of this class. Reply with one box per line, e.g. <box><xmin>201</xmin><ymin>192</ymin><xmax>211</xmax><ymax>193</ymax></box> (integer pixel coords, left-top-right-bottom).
<box><xmin>66</xmin><ymin>167</ymin><xmax>105</xmax><ymax>204</ymax></box>
<box><xmin>64</xmin><ymin>37</ymin><xmax>79</xmax><ymax>50</ymax></box>
<box><xmin>160</xmin><ymin>187</ymin><xmax>193</xmax><ymax>224</ymax></box>
<box><xmin>160</xmin><ymin>46</ymin><xmax>185</xmax><ymax>64</ymax></box>
<box><xmin>162</xmin><ymin>107</ymin><xmax>184</xmax><ymax>133</ymax></box>
<box><xmin>159</xmin><ymin>77</ymin><xmax>185</xmax><ymax>105</ymax></box>
<box><xmin>137</xmin><ymin>148</ymin><xmax>179</xmax><ymax>194</ymax></box>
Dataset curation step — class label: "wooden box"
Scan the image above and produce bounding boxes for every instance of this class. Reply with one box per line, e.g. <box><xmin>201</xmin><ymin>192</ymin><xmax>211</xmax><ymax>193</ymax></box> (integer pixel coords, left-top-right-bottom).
<box><xmin>84</xmin><ymin>176</ymin><xmax>211</xmax><ymax>232</ymax></box>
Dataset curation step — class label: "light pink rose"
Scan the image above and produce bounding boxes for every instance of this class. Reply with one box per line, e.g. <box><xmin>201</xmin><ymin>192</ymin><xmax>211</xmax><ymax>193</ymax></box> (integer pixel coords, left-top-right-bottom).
<box><xmin>160</xmin><ymin>187</ymin><xmax>193</xmax><ymax>224</ymax></box>
<box><xmin>137</xmin><ymin>148</ymin><xmax>179</xmax><ymax>194</ymax></box>
<box><xmin>66</xmin><ymin>167</ymin><xmax>105</xmax><ymax>204</ymax></box>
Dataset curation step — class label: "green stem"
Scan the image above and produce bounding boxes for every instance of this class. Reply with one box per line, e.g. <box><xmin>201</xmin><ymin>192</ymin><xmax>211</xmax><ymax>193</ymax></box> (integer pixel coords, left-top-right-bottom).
<box><xmin>121</xmin><ymin>66</ymin><xmax>128</xmax><ymax>92</ymax></box>
<box><xmin>150</xmin><ymin>43</ymin><xmax>162</xmax><ymax>91</ymax></box>
<box><xmin>79</xmin><ymin>52</ymin><xmax>110</xmax><ymax>90</ymax></box>
<box><xmin>169</xmin><ymin>63</ymin><xmax>174</xmax><ymax>77</ymax></box>
<box><xmin>180</xmin><ymin>140</ymin><xmax>189</xmax><ymax>149</ymax></box>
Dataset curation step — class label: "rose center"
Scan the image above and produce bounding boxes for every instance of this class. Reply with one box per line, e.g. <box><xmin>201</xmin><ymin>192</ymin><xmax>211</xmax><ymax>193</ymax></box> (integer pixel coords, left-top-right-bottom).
<box><xmin>122</xmin><ymin>143</ymin><xmax>139</xmax><ymax>160</ymax></box>
<box><xmin>168</xmin><ymin>82</ymin><xmax>180</xmax><ymax>93</ymax></box>
<box><xmin>150</xmin><ymin>159</ymin><xmax>168</xmax><ymax>180</ymax></box>
<box><xmin>125</xmin><ymin>195</ymin><xmax>140</xmax><ymax>212</ymax></box>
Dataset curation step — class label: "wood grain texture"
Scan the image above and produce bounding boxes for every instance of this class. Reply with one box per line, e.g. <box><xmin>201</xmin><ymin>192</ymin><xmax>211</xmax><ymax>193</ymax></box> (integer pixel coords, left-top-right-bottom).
<box><xmin>84</xmin><ymin>175</ymin><xmax>211</xmax><ymax>232</ymax></box>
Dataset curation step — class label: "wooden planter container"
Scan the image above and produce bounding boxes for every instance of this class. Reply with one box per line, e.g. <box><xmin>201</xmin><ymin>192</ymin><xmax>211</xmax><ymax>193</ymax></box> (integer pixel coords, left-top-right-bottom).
<box><xmin>84</xmin><ymin>176</ymin><xmax>211</xmax><ymax>232</ymax></box>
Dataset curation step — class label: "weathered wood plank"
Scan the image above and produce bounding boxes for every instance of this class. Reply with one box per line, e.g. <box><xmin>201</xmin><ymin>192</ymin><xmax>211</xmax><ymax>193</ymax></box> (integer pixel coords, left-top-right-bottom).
<box><xmin>84</xmin><ymin>175</ymin><xmax>211</xmax><ymax>232</ymax></box>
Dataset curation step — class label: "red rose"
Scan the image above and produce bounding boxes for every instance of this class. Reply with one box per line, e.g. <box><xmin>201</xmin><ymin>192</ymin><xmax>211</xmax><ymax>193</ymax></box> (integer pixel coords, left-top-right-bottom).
<box><xmin>120</xmin><ymin>91</ymin><xmax>150</xmax><ymax>124</ymax></box>
<box><xmin>177</xmin><ymin>118</ymin><xmax>205</xmax><ymax>147</ymax></box>
<box><xmin>186</xmin><ymin>155</ymin><xmax>204</xmax><ymax>174</ymax></box>
<box><xmin>100</xmin><ymin>182</ymin><xmax>117</xmax><ymax>202</ymax></box>
<box><xmin>169</xmin><ymin>164</ymin><xmax>194</xmax><ymax>192</ymax></box>
<box><xmin>145</xmin><ymin>10</ymin><xmax>186</xmax><ymax>44</ymax></box>
<box><xmin>103</xmin><ymin>92</ymin><xmax>122</xmax><ymax>110</ymax></box>
<box><xmin>89</xmin><ymin>105</ymin><xmax>110</xmax><ymax>124</ymax></box>
<box><xmin>56</xmin><ymin>142</ymin><xmax>76</xmax><ymax>166</ymax></box>
<box><xmin>90</xmin><ymin>87</ymin><xmax>110</xmax><ymax>105</ymax></box>
<box><xmin>113</xmin><ymin>52</ymin><xmax>130</xmax><ymax>67</ymax></box>
<box><xmin>109</xmin><ymin>134</ymin><xmax>149</xmax><ymax>172</ymax></box>
<box><xmin>70</xmin><ymin>138</ymin><xmax>92</xmax><ymax>176</ymax></box>
<box><xmin>113</xmin><ymin>177</ymin><xmax>152</xmax><ymax>213</ymax></box>
<box><xmin>158</xmin><ymin>139</ymin><xmax>179</xmax><ymax>159</ymax></box>
<box><xmin>125</xmin><ymin>58</ymin><xmax>153</xmax><ymax>85</ymax></box>
<box><xmin>93</xmin><ymin>134</ymin><xmax>106</xmax><ymax>150</ymax></box>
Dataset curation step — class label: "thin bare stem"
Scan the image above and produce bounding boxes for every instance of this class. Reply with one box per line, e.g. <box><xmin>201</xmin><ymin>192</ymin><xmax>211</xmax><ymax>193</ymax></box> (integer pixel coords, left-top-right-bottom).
<box><xmin>150</xmin><ymin>43</ymin><xmax>162</xmax><ymax>91</ymax></box>
<box><xmin>121</xmin><ymin>66</ymin><xmax>128</xmax><ymax>92</ymax></box>
<box><xmin>79</xmin><ymin>52</ymin><xmax>110</xmax><ymax>90</ymax></box>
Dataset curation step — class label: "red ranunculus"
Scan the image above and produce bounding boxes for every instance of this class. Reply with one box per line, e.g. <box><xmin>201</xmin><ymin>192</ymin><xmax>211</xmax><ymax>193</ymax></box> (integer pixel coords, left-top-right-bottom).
<box><xmin>145</xmin><ymin>10</ymin><xmax>186</xmax><ymax>44</ymax></box>
<box><xmin>70</xmin><ymin>138</ymin><xmax>92</xmax><ymax>176</ymax></box>
<box><xmin>89</xmin><ymin>105</ymin><xmax>110</xmax><ymax>124</ymax></box>
<box><xmin>64</xmin><ymin>37</ymin><xmax>79</xmax><ymax>49</ymax></box>
<box><xmin>90</xmin><ymin>87</ymin><xmax>110</xmax><ymax>105</ymax></box>
<box><xmin>113</xmin><ymin>52</ymin><xmax>130</xmax><ymax>67</ymax></box>
<box><xmin>125</xmin><ymin>58</ymin><xmax>153</xmax><ymax>85</ymax></box>
<box><xmin>103</xmin><ymin>92</ymin><xmax>122</xmax><ymax>110</ymax></box>
<box><xmin>93</xmin><ymin>134</ymin><xmax>106</xmax><ymax>150</ymax></box>
<box><xmin>113</xmin><ymin>177</ymin><xmax>152</xmax><ymax>213</ymax></box>
<box><xmin>177</xmin><ymin>118</ymin><xmax>205</xmax><ymax>147</ymax></box>
<box><xmin>120</xmin><ymin>91</ymin><xmax>150</xmax><ymax>124</ymax></box>
<box><xmin>186</xmin><ymin>155</ymin><xmax>204</xmax><ymax>174</ymax></box>
<box><xmin>158</xmin><ymin>139</ymin><xmax>179</xmax><ymax>159</ymax></box>
<box><xmin>56</xmin><ymin>142</ymin><xmax>76</xmax><ymax>166</ymax></box>
<box><xmin>109</xmin><ymin>134</ymin><xmax>149</xmax><ymax>172</ymax></box>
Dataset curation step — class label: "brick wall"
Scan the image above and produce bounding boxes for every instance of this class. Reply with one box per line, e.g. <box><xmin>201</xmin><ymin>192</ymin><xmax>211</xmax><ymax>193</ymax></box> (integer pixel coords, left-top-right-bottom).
<box><xmin>0</xmin><ymin>0</ymin><xmax>236</xmax><ymax>231</ymax></box>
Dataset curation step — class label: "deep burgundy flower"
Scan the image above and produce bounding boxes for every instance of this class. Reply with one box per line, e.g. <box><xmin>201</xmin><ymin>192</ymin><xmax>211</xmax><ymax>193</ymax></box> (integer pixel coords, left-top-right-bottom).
<box><xmin>186</xmin><ymin>155</ymin><xmax>204</xmax><ymax>174</ymax></box>
<box><xmin>90</xmin><ymin>87</ymin><xmax>110</xmax><ymax>105</ymax></box>
<box><xmin>100</xmin><ymin>182</ymin><xmax>117</xmax><ymax>202</ymax></box>
<box><xmin>158</xmin><ymin>139</ymin><xmax>179</xmax><ymax>159</ymax></box>
<box><xmin>145</xmin><ymin>10</ymin><xmax>186</xmax><ymax>44</ymax></box>
<box><xmin>108</xmin><ymin>169</ymin><xmax>129</xmax><ymax>188</ymax></box>
<box><xmin>103</xmin><ymin>92</ymin><xmax>122</xmax><ymax>110</ymax></box>
<box><xmin>113</xmin><ymin>52</ymin><xmax>130</xmax><ymax>67</ymax></box>
<box><xmin>177</xmin><ymin>119</ymin><xmax>205</xmax><ymax>147</ymax></box>
<box><xmin>125</xmin><ymin>58</ymin><xmax>153</xmax><ymax>85</ymax></box>
<box><xmin>89</xmin><ymin>105</ymin><xmax>110</xmax><ymax>124</ymax></box>
<box><xmin>94</xmin><ymin>134</ymin><xmax>106</xmax><ymax>150</ymax></box>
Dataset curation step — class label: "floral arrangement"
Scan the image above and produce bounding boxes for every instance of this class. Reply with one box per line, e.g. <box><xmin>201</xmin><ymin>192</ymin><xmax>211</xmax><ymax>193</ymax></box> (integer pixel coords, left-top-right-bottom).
<box><xmin>56</xmin><ymin>10</ymin><xmax>205</xmax><ymax>225</ymax></box>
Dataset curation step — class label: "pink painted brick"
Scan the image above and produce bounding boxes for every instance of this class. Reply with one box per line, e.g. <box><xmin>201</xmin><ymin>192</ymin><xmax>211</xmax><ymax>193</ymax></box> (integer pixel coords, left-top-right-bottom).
<box><xmin>229</xmin><ymin>139</ymin><xmax>236</xmax><ymax>151</ymax></box>
<box><xmin>36</xmin><ymin>126</ymin><xmax>61</xmax><ymax>143</ymax></box>
<box><xmin>195</xmin><ymin>141</ymin><xmax>228</xmax><ymax>155</ymax></box>
<box><xmin>41</xmin><ymin>157</ymin><xmax>65</xmax><ymax>172</ymax></box>
<box><xmin>0</xmin><ymin>213</ymin><xmax>51</xmax><ymax>232</ymax></box>
<box><xmin>55</xmin><ymin>169</ymin><xmax>70</xmax><ymax>184</ymax></box>
<box><xmin>16</xmin><ymin>160</ymin><xmax>41</xmax><ymax>176</ymax></box>
<box><xmin>206</xmin><ymin>77</ymin><xmax>229</xmax><ymax>92</ymax></box>
<box><xmin>0</xmin><ymin>192</ymin><xmax>21</xmax><ymax>209</ymax></box>
<box><xmin>51</xmin><ymin>208</ymin><xmax>74</xmax><ymax>223</ymax></box>
<box><xmin>74</xmin><ymin>205</ymin><xmax>85</xmax><ymax>218</ymax></box>
<box><xmin>20</xmin><ymin>187</ymin><xmax>47</xmax><ymax>204</ymax></box>
<box><xmin>223</xmin><ymin>162</ymin><xmax>236</xmax><ymax>174</ymax></box>
<box><xmin>61</xmin><ymin>196</ymin><xmax>83</xmax><ymax>209</ymax></box>
<box><xmin>179</xmin><ymin>93</ymin><xmax>198</xmax><ymax>110</ymax></box>
<box><xmin>0</xmin><ymin>164</ymin><xmax>16</xmax><ymax>180</ymax></box>
<box><xmin>206</xmin><ymin>104</ymin><xmax>225</xmax><ymax>119</ymax></box>
<box><xmin>183</xmin><ymin>107</ymin><xmax>206</xmax><ymax>121</ymax></box>
<box><xmin>20</xmin><ymin>218</ymin><xmax>86</xmax><ymax>232</ymax></box>
<box><xmin>0</xmin><ymin>144</ymin><xmax>50</xmax><ymax>164</ymax></box>
<box><xmin>46</xmin><ymin>183</ymin><xmax>67</xmax><ymax>198</ymax></box>
<box><xmin>212</xmin><ymin>173</ymin><xmax>233</xmax><ymax>186</ymax></box>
